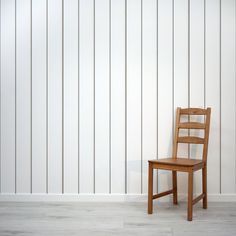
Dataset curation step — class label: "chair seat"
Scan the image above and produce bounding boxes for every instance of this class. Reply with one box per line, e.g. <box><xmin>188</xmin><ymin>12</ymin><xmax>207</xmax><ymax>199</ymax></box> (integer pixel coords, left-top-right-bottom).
<box><xmin>149</xmin><ymin>158</ymin><xmax>204</xmax><ymax>167</ymax></box>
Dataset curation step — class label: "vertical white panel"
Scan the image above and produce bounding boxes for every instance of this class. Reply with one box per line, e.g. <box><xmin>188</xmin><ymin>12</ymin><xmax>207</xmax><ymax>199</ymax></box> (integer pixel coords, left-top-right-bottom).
<box><xmin>221</xmin><ymin>0</ymin><xmax>236</xmax><ymax>193</ymax></box>
<box><xmin>16</xmin><ymin>0</ymin><xmax>31</xmax><ymax>193</ymax></box>
<box><xmin>94</xmin><ymin>0</ymin><xmax>110</xmax><ymax>193</ymax></box>
<box><xmin>32</xmin><ymin>0</ymin><xmax>47</xmax><ymax>193</ymax></box>
<box><xmin>48</xmin><ymin>0</ymin><xmax>62</xmax><ymax>193</ymax></box>
<box><xmin>0</xmin><ymin>0</ymin><xmax>235</xmax><ymax>197</ymax></box>
<box><xmin>0</xmin><ymin>0</ymin><xmax>16</xmax><ymax>193</ymax></box>
<box><xmin>174</xmin><ymin>0</ymin><xmax>189</xmax><ymax>194</ymax></box>
<box><xmin>189</xmin><ymin>0</ymin><xmax>204</xmax><ymax>194</ymax></box>
<box><xmin>127</xmin><ymin>0</ymin><xmax>142</xmax><ymax>194</ymax></box>
<box><xmin>158</xmin><ymin>0</ymin><xmax>173</xmax><ymax>193</ymax></box>
<box><xmin>142</xmin><ymin>0</ymin><xmax>157</xmax><ymax>194</ymax></box>
<box><xmin>111</xmin><ymin>0</ymin><xmax>125</xmax><ymax>194</ymax></box>
<box><xmin>205</xmin><ymin>0</ymin><xmax>220</xmax><ymax>194</ymax></box>
<box><xmin>79</xmin><ymin>0</ymin><xmax>94</xmax><ymax>193</ymax></box>
<box><xmin>64</xmin><ymin>0</ymin><xmax>78</xmax><ymax>193</ymax></box>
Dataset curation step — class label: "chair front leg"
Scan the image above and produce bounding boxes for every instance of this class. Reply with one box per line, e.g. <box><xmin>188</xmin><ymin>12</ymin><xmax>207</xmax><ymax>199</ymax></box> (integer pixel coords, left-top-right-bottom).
<box><xmin>172</xmin><ymin>171</ymin><xmax>178</xmax><ymax>205</ymax></box>
<box><xmin>148</xmin><ymin>163</ymin><xmax>153</xmax><ymax>214</ymax></box>
<box><xmin>187</xmin><ymin>171</ymin><xmax>193</xmax><ymax>221</ymax></box>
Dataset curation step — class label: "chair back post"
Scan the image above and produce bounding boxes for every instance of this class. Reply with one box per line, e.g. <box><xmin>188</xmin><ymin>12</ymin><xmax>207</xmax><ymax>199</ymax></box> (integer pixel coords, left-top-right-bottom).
<box><xmin>202</xmin><ymin>108</ymin><xmax>211</xmax><ymax>163</ymax></box>
<box><xmin>172</xmin><ymin>107</ymin><xmax>181</xmax><ymax>158</ymax></box>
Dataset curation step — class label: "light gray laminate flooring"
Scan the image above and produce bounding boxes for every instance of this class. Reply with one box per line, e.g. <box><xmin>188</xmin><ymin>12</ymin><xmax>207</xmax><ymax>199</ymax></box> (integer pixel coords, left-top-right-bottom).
<box><xmin>0</xmin><ymin>201</ymin><xmax>235</xmax><ymax>236</ymax></box>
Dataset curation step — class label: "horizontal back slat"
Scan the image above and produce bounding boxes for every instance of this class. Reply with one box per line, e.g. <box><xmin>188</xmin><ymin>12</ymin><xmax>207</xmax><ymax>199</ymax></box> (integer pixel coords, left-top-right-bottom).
<box><xmin>173</xmin><ymin>107</ymin><xmax>211</xmax><ymax>161</ymax></box>
<box><xmin>180</xmin><ymin>108</ymin><xmax>207</xmax><ymax>115</ymax></box>
<box><xmin>177</xmin><ymin>136</ymin><xmax>205</xmax><ymax>144</ymax></box>
<box><xmin>178</xmin><ymin>122</ymin><xmax>206</xmax><ymax>129</ymax></box>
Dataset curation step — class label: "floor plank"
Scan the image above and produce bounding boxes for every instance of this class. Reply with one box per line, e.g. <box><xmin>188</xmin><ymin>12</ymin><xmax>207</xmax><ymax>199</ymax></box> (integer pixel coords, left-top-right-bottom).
<box><xmin>0</xmin><ymin>202</ymin><xmax>235</xmax><ymax>235</ymax></box>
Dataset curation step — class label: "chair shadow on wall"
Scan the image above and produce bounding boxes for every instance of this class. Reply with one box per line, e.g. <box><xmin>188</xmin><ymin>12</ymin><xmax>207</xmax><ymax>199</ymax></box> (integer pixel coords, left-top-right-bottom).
<box><xmin>159</xmin><ymin>113</ymin><xmax>204</xmax><ymax>202</ymax></box>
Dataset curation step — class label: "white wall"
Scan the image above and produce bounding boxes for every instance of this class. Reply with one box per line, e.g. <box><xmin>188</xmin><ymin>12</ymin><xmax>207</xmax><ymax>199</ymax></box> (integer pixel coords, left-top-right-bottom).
<box><xmin>0</xmin><ymin>0</ymin><xmax>235</xmax><ymax>197</ymax></box>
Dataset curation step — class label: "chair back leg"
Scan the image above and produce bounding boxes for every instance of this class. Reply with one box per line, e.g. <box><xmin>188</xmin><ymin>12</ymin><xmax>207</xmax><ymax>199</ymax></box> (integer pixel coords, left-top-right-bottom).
<box><xmin>188</xmin><ymin>171</ymin><xmax>193</xmax><ymax>221</ymax></box>
<box><xmin>202</xmin><ymin>166</ymin><xmax>207</xmax><ymax>209</ymax></box>
<box><xmin>148</xmin><ymin>163</ymin><xmax>153</xmax><ymax>214</ymax></box>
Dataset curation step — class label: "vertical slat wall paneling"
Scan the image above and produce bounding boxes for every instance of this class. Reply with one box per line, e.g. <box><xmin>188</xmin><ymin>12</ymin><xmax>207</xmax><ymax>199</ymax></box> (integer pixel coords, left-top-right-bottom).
<box><xmin>79</xmin><ymin>0</ymin><xmax>94</xmax><ymax>193</ymax></box>
<box><xmin>205</xmin><ymin>0</ymin><xmax>220</xmax><ymax>194</ymax></box>
<box><xmin>0</xmin><ymin>1</ymin><xmax>2</xmax><ymax>193</ymax></box>
<box><xmin>221</xmin><ymin>0</ymin><xmax>236</xmax><ymax>193</ymax></box>
<box><xmin>158</xmin><ymin>0</ymin><xmax>173</xmax><ymax>193</ymax></box>
<box><xmin>48</xmin><ymin>0</ymin><xmax>62</xmax><ymax>193</ymax></box>
<box><xmin>64</xmin><ymin>0</ymin><xmax>79</xmax><ymax>193</ymax></box>
<box><xmin>16</xmin><ymin>0</ymin><xmax>31</xmax><ymax>193</ymax></box>
<box><xmin>95</xmin><ymin>0</ymin><xmax>110</xmax><ymax>194</ymax></box>
<box><xmin>0</xmin><ymin>0</ymin><xmax>16</xmax><ymax>193</ymax></box>
<box><xmin>1</xmin><ymin>0</ymin><xmax>236</xmax><ymax>197</ymax></box>
<box><xmin>189</xmin><ymin>0</ymin><xmax>204</xmax><ymax>194</ymax></box>
<box><xmin>174</xmin><ymin>0</ymin><xmax>189</xmax><ymax>194</ymax></box>
<box><xmin>111</xmin><ymin>0</ymin><xmax>126</xmax><ymax>194</ymax></box>
<box><xmin>142</xmin><ymin>0</ymin><xmax>157</xmax><ymax>194</ymax></box>
<box><xmin>127</xmin><ymin>0</ymin><xmax>142</xmax><ymax>194</ymax></box>
<box><xmin>32</xmin><ymin>0</ymin><xmax>47</xmax><ymax>193</ymax></box>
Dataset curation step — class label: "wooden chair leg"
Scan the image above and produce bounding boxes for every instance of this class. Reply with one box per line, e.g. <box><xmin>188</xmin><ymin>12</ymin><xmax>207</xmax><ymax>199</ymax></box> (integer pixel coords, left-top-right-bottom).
<box><xmin>148</xmin><ymin>163</ymin><xmax>153</xmax><ymax>214</ymax></box>
<box><xmin>202</xmin><ymin>166</ymin><xmax>207</xmax><ymax>209</ymax></box>
<box><xmin>187</xmin><ymin>171</ymin><xmax>193</xmax><ymax>221</ymax></box>
<box><xmin>172</xmin><ymin>171</ymin><xmax>178</xmax><ymax>205</ymax></box>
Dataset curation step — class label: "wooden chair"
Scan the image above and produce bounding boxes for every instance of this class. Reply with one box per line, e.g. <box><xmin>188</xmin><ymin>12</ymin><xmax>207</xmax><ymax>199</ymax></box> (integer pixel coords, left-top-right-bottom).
<box><xmin>148</xmin><ymin>107</ymin><xmax>211</xmax><ymax>221</ymax></box>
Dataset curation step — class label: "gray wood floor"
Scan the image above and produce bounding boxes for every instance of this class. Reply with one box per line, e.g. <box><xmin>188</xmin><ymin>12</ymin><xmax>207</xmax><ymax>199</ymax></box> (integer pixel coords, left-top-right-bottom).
<box><xmin>0</xmin><ymin>201</ymin><xmax>235</xmax><ymax>236</ymax></box>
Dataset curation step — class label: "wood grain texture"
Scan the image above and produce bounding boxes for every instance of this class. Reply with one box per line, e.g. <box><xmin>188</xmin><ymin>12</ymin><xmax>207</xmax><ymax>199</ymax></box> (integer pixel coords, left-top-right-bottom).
<box><xmin>150</xmin><ymin>158</ymin><xmax>203</xmax><ymax>167</ymax></box>
<box><xmin>177</xmin><ymin>136</ymin><xmax>205</xmax><ymax>144</ymax></box>
<box><xmin>178</xmin><ymin>122</ymin><xmax>205</xmax><ymax>129</ymax></box>
<box><xmin>0</xmin><ymin>202</ymin><xmax>236</xmax><ymax>236</ymax></box>
<box><xmin>148</xmin><ymin>107</ymin><xmax>211</xmax><ymax>221</ymax></box>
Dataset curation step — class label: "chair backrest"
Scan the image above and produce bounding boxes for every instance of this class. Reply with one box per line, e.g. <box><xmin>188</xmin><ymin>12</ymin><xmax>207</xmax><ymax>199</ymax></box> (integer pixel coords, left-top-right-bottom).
<box><xmin>172</xmin><ymin>107</ymin><xmax>211</xmax><ymax>162</ymax></box>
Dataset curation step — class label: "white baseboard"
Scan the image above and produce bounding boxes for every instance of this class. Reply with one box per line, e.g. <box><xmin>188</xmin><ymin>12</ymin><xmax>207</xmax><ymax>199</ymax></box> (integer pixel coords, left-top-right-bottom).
<box><xmin>0</xmin><ymin>193</ymin><xmax>236</xmax><ymax>202</ymax></box>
